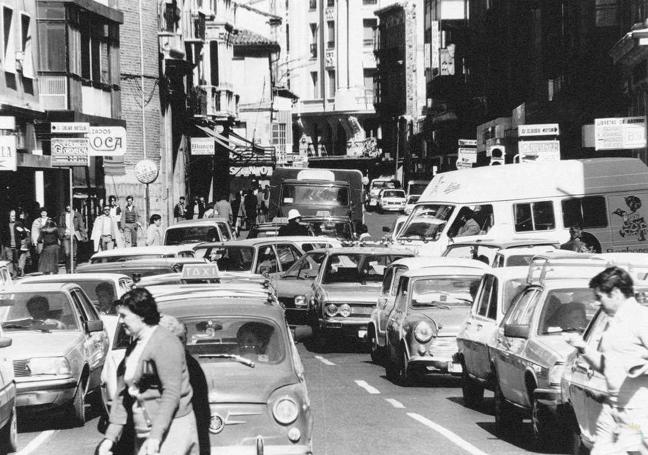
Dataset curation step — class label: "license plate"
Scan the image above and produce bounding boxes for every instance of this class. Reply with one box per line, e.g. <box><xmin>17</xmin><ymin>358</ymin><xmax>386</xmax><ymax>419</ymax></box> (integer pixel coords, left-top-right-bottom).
<box><xmin>369</xmin><ymin>201</ymin><xmax>377</xmax><ymax>206</ymax></box>
<box><xmin>358</xmin><ymin>329</ymin><xmax>367</xmax><ymax>338</ymax></box>
<box><xmin>448</xmin><ymin>362</ymin><xmax>462</xmax><ymax>373</ymax></box>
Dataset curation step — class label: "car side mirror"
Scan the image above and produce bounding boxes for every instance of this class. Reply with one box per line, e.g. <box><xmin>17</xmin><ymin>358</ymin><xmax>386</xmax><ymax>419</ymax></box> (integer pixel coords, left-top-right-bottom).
<box><xmin>293</xmin><ymin>325</ymin><xmax>313</xmax><ymax>342</ymax></box>
<box><xmin>0</xmin><ymin>337</ymin><xmax>11</xmax><ymax>348</ymax></box>
<box><xmin>85</xmin><ymin>319</ymin><xmax>104</xmax><ymax>333</ymax></box>
<box><xmin>382</xmin><ymin>226</ymin><xmax>391</xmax><ymax>233</ymax></box>
<box><xmin>504</xmin><ymin>324</ymin><xmax>529</xmax><ymax>339</ymax></box>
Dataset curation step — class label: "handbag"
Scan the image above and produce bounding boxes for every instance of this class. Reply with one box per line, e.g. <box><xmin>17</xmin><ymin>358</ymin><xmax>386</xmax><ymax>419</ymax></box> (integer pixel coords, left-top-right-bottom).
<box><xmin>131</xmin><ymin>360</ymin><xmax>162</xmax><ymax>438</ymax></box>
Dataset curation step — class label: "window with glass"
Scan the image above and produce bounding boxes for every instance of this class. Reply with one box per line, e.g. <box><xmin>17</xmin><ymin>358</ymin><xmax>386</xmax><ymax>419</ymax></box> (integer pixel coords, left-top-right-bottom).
<box><xmin>283</xmin><ymin>252</ymin><xmax>326</xmax><ymax>279</ymax></box>
<box><xmin>0</xmin><ymin>292</ymin><xmax>79</xmax><ymax>331</ymax></box>
<box><xmin>514</xmin><ymin>201</ymin><xmax>555</xmax><ymax>231</ymax></box>
<box><xmin>256</xmin><ymin>246</ymin><xmax>279</xmax><ymax>274</ymax></box>
<box><xmin>322</xmin><ymin>254</ymin><xmax>400</xmax><ymax>284</ymax></box>
<box><xmin>275</xmin><ymin>244</ymin><xmax>301</xmax><ymax>270</ymax></box>
<box><xmin>561</xmin><ymin>196</ymin><xmax>608</xmax><ymax>229</ymax></box>
<box><xmin>197</xmin><ymin>246</ymin><xmax>254</xmax><ymax>272</ymax></box>
<box><xmin>281</xmin><ymin>184</ymin><xmax>348</xmax><ymax>207</ymax></box>
<box><xmin>327</xmin><ymin>21</ymin><xmax>334</xmax><ymax>48</ymax></box>
<box><xmin>165</xmin><ymin>226</ymin><xmax>220</xmax><ymax>245</ymax></box>
<box><xmin>363</xmin><ymin>19</ymin><xmax>376</xmax><ymax>47</ymax></box>
<box><xmin>398</xmin><ymin>203</ymin><xmax>455</xmax><ymax>241</ymax></box>
<box><xmin>475</xmin><ymin>275</ymin><xmax>493</xmax><ymax>317</ymax></box>
<box><xmin>410</xmin><ymin>276</ymin><xmax>481</xmax><ymax>308</ymax></box>
<box><xmin>504</xmin><ymin>289</ymin><xmax>540</xmax><ymax>326</ymax></box>
<box><xmin>537</xmin><ymin>288</ymin><xmax>599</xmax><ymax>335</ymax></box>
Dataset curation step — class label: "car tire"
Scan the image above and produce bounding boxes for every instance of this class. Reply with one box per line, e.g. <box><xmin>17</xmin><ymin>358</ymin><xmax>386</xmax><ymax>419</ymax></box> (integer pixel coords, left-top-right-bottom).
<box><xmin>385</xmin><ymin>350</ymin><xmax>398</xmax><ymax>381</ymax></box>
<box><xmin>369</xmin><ymin>328</ymin><xmax>383</xmax><ymax>364</ymax></box>
<box><xmin>531</xmin><ymin>396</ymin><xmax>560</xmax><ymax>450</ymax></box>
<box><xmin>461</xmin><ymin>368</ymin><xmax>484</xmax><ymax>408</ymax></box>
<box><xmin>67</xmin><ymin>375</ymin><xmax>88</xmax><ymax>427</ymax></box>
<box><xmin>396</xmin><ymin>347</ymin><xmax>414</xmax><ymax>386</ymax></box>
<box><xmin>0</xmin><ymin>403</ymin><xmax>17</xmax><ymax>455</ymax></box>
<box><xmin>494</xmin><ymin>377</ymin><xmax>521</xmax><ymax>436</ymax></box>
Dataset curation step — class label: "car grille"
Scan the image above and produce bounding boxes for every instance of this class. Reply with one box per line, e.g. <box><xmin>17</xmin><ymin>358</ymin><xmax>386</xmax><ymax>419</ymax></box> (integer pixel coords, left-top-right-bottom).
<box><xmin>13</xmin><ymin>359</ymin><xmax>30</xmax><ymax>377</ymax></box>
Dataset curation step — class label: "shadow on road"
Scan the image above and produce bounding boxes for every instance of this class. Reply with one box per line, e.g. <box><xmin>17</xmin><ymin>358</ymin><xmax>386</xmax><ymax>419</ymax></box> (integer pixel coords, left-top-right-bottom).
<box><xmin>475</xmin><ymin>420</ymin><xmax>569</xmax><ymax>454</ymax></box>
<box><xmin>446</xmin><ymin>395</ymin><xmax>495</xmax><ymax>415</ymax></box>
<box><xmin>18</xmin><ymin>398</ymin><xmax>104</xmax><ymax>433</ymax></box>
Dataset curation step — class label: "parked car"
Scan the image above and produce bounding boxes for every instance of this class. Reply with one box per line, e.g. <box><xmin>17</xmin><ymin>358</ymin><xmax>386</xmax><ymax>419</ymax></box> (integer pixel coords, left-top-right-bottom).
<box><xmin>89</xmin><ymin>245</ymin><xmax>195</xmax><ymax>263</ymax></box>
<box><xmin>164</xmin><ymin>218</ymin><xmax>235</xmax><ymax>245</ymax></box>
<box><xmin>442</xmin><ymin>239</ymin><xmax>561</xmax><ymax>266</ymax></box>
<box><xmin>0</xmin><ymin>283</ymin><xmax>108</xmax><ymax>425</ymax></box>
<box><xmin>369</xmin><ymin>257</ymin><xmax>489</xmax><ymax>364</ymax></box>
<box><xmin>156</xmin><ymin>291</ymin><xmax>313</xmax><ymax>453</ymax></box>
<box><xmin>456</xmin><ymin>266</ymin><xmax>529</xmax><ymax>407</ymax></box>
<box><xmin>76</xmin><ymin>257</ymin><xmax>207</xmax><ymax>281</ymax></box>
<box><xmin>377</xmin><ymin>189</ymin><xmax>406</xmax><ymax>213</ymax></box>
<box><xmin>309</xmin><ymin>247</ymin><xmax>413</xmax><ymax>347</ymax></box>
<box><xmin>383</xmin><ymin>266</ymin><xmax>486</xmax><ymax>385</ymax></box>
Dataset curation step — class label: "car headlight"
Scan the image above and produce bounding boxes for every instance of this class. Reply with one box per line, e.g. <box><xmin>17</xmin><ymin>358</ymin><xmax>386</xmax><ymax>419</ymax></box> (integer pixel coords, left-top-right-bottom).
<box><xmin>273</xmin><ymin>397</ymin><xmax>299</xmax><ymax>425</ymax></box>
<box><xmin>414</xmin><ymin>321</ymin><xmax>434</xmax><ymax>343</ymax></box>
<box><xmin>324</xmin><ymin>303</ymin><xmax>338</xmax><ymax>317</ymax></box>
<box><xmin>294</xmin><ymin>295</ymin><xmax>307</xmax><ymax>308</ymax></box>
<box><xmin>28</xmin><ymin>357</ymin><xmax>72</xmax><ymax>376</ymax></box>
<box><xmin>338</xmin><ymin>304</ymin><xmax>351</xmax><ymax>318</ymax></box>
<box><xmin>548</xmin><ymin>363</ymin><xmax>565</xmax><ymax>386</ymax></box>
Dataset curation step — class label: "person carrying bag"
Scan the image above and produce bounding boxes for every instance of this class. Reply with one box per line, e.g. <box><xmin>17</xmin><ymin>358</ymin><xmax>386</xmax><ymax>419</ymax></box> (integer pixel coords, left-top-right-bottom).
<box><xmin>96</xmin><ymin>288</ymin><xmax>198</xmax><ymax>455</ymax></box>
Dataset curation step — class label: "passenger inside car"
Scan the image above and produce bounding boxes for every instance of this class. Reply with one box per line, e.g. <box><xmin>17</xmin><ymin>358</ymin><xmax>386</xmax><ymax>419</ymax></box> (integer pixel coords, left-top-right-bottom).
<box><xmin>95</xmin><ymin>282</ymin><xmax>116</xmax><ymax>314</ymax></box>
<box><xmin>544</xmin><ymin>302</ymin><xmax>587</xmax><ymax>333</ymax></box>
<box><xmin>25</xmin><ymin>295</ymin><xmax>67</xmax><ymax>330</ymax></box>
<box><xmin>237</xmin><ymin>322</ymin><xmax>272</xmax><ymax>356</ymax></box>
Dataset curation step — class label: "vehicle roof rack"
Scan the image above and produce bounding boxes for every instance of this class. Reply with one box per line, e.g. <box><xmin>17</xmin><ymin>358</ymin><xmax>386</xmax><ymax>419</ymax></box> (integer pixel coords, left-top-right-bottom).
<box><xmin>526</xmin><ymin>251</ymin><xmax>610</xmax><ymax>285</ymax></box>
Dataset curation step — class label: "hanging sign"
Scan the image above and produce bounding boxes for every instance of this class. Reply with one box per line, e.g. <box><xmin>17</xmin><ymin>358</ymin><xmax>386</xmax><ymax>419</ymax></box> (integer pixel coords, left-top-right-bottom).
<box><xmin>51</xmin><ymin>122</ymin><xmax>90</xmax><ymax>134</ymax></box>
<box><xmin>51</xmin><ymin>138</ymin><xmax>89</xmax><ymax>167</ymax></box>
<box><xmin>88</xmin><ymin>126</ymin><xmax>127</xmax><ymax>156</ymax></box>
<box><xmin>0</xmin><ymin>136</ymin><xmax>17</xmax><ymax>171</ymax></box>
<box><xmin>191</xmin><ymin>137</ymin><xmax>215</xmax><ymax>155</ymax></box>
<box><xmin>595</xmin><ymin>117</ymin><xmax>646</xmax><ymax>150</ymax></box>
<box><xmin>135</xmin><ymin>159</ymin><xmax>159</xmax><ymax>184</ymax></box>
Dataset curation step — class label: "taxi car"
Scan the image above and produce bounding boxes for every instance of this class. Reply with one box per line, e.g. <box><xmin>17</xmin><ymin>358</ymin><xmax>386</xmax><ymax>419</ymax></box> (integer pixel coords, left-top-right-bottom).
<box><xmin>442</xmin><ymin>238</ymin><xmax>560</xmax><ymax>265</ymax></box>
<box><xmin>194</xmin><ymin>237</ymin><xmax>336</xmax><ymax>276</ymax></box>
<box><xmin>383</xmin><ymin>266</ymin><xmax>486</xmax><ymax>385</ymax></box>
<box><xmin>75</xmin><ymin>257</ymin><xmax>207</xmax><ymax>281</ymax></box>
<box><xmin>270</xmin><ymin>250</ymin><xmax>328</xmax><ymax>326</ymax></box>
<box><xmin>89</xmin><ymin>245</ymin><xmax>196</xmax><ymax>263</ymax></box>
<box><xmin>377</xmin><ymin>189</ymin><xmax>406</xmax><ymax>213</ymax></box>
<box><xmin>369</xmin><ymin>257</ymin><xmax>489</xmax><ymax>364</ymax></box>
<box><xmin>456</xmin><ymin>266</ymin><xmax>528</xmax><ymax>407</ymax></box>
<box><xmin>561</xmin><ymin>285</ymin><xmax>648</xmax><ymax>453</ymax></box>
<box><xmin>164</xmin><ymin>218</ymin><xmax>235</xmax><ymax>246</ymax></box>
<box><xmin>157</xmin><ymin>291</ymin><xmax>313</xmax><ymax>453</ymax></box>
<box><xmin>490</xmin><ymin>254</ymin><xmax>610</xmax><ymax>445</ymax></box>
<box><xmin>0</xmin><ymin>283</ymin><xmax>108</xmax><ymax>426</ymax></box>
<box><xmin>308</xmin><ymin>247</ymin><xmax>413</xmax><ymax>347</ymax></box>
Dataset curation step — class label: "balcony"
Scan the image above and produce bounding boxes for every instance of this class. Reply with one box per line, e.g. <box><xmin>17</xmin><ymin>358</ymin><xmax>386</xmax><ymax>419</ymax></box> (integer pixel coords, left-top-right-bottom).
<box><xmin>182</xmin><ymin>10</ymin><xmax>206</xmax><ymax>43</ymax></box>
<box><xmin>159</xmin><ymin>31</ymin><xmax>186</xmax><ymax>60</ymax></box>
<box><xmin>310</xmin><ymin>43</ymin><xmax>318</xmax><ymax>59</ymax></box>
<box><xmin>190</xmin><ymin>85</ymin><xmax>238</xmax><ymax>119</ymax></box>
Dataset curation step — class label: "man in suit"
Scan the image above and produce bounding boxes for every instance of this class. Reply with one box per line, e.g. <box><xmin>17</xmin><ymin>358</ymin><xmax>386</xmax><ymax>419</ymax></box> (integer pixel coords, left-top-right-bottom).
<box><xmin>1</xmin><ymin>210</ymin><xmax>30</xmax><ymax>277</ymax></box>
<box><xmin>91</xmin><ymin>206</ymin><xmax>121</xmax><ymax>252</ymax></box>
<box><xmin>57</xmin><ymin>204</ymin><xmax>87</xmax><ymax>273</ymax></box>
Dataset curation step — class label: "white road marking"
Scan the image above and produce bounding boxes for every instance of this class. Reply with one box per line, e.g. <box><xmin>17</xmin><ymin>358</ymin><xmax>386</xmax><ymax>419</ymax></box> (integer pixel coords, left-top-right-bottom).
<box><xmin>17</xmin><ymin>430</ymin><xmax>58</xmax><ymax>455</ymax></box>
<box><xmin>385</xmin><ymin>398</ymin><xmax>405</xmax><ymax>408</ymax></box>
<box><xmin>314</xmin><ymin>355</ymin><xmax>335</xmax><ymax>366</ymax></box>
<box><xmin>355</xmin><ymin>380</ymin><xmax>381</xmax><ymax>394</ymax></box>
<box><xmin>407</xmin><ymin>413</ymin><xmax>489</xmax><ymax>455</ymax></box>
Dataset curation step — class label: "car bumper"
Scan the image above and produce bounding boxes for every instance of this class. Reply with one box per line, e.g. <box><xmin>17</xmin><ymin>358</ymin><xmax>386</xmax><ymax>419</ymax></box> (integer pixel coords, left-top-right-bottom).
<box><xmin>533</xmin><ymin>388</ymin><xmax>562</xmax><ymax>409</ymax></box>
<box><xmin>210</xmin><ymin>444</ymin><xmax>312</xmax><ymax>455</ymax></box>
<box><xmin>320</xmin><ymin>319</ymin><xmax>369</xmax><ymax>340</ymax></box>
<box><xmin>409</xmin><ymin>355</ymin><xmax>463</xmax><ymax>374</ymax></box>
<box><xmin>16</xmin><ymin>377</ymin><xmax>77</xmax><ymax>408</ymax></box>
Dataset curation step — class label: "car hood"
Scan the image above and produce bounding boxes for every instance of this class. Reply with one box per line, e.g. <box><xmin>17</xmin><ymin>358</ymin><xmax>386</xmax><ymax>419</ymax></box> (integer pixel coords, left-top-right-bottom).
<box><xmin>5</xmin><ymin>331</ymin><xmax>81</xmax><ymax>358</ymax></box>
<box><xmin>530</xmin><ymin>335</ymin><xmax>577</xmax><ymax>362</ymax></box>
<box><xmin>321</xmin><ymin>283</ymin><xmax>381</xmax><ymax>303</ymax></box>
<box><xmin>202</xmin><ymin>362</ymin><xmax>298</xmax><ymax>403</ymax></box>
<box><xmin>407</xmin><ymin>307</ymin><xmax>471</xmax><ymax>336</ymax></box>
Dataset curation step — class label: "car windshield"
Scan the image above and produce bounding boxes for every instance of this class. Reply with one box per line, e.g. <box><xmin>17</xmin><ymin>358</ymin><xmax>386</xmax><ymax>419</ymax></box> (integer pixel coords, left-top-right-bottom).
<box><xmin>399</xmin><ymin>204</ymin><xmax>455</xmax><ymax>241</ymax></box>
<box><xmin>180</xmin><ymin>317</ymin><xmax>284</xmax><ymax>364</ymax></box>
<box><xmin>410</xmin><ymin>276</ymin><xmax>481</xmax><ymax>307</ymax></box>
<box><xmin>505</xmin><ymin>254</ymin><xmax>536</xmax><ymax>267</ymax></box>
<box><xmin>538</xmin><ymin>288</ymin><xmax>599</xmax><ymax>335</ymax></box>
<box><xmin>165</xmin><ymin>226</ymin><xmax>221</xmax><ymax>245</ymax></box>
<box><xmin>0</xmin><ymin>292</ymin><xmax>78</xmax><ymax>331</ymax></box>
<box><xmin>308</xmin><ymin>221</ymin><xmax>353</xmax><ymax>240</ymax></box>
<box><xmin>383</xmin><ymin>190</ymin><xmax>405</xmax><ymax>198</ymax></box>
<box><xmin>322</xmin><ymin>254</ymin><xmax>397</xmax><ymax>284</ymax></box>
<box><xmin>197</xmin><ymin>246</ymin><xmax>255</xmax><ymax>272</ymax></box>
<box><xmin>281</xmin><ymin>184</ymin><xmax>349</xmax><ymax>207</ymax></box>
<box><xmin>25</xmin><ymin>279</ymin><xmax>116</xmax><ymax>308</ymax></box>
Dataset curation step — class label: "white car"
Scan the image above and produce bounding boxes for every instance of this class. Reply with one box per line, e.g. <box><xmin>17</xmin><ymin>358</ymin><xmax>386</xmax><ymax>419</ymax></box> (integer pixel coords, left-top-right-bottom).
<box><xmin>377</xmin><ymin>189</ymin><xmax>406</xmax><ymax>213</ymax></box>
<box><xmin>164</xmin><ymin>218</ymin><xmax>235</xmax><ymax>246</ymax></box>
<box><xmin>89</xmin><ymin>245</ymin><xmax>196</xmax><ymax>263</ymax></box>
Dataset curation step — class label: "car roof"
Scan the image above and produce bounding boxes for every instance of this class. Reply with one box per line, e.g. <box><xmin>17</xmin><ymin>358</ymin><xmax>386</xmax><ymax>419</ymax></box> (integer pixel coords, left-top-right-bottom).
<box><xmin>146</xmin><ymin>285</ymin><xmax>273</xmax><ymax>300</ymax></box>
<box><xmin>167</xmin><ymin>219</ymin><xmax>230</xmax><ymax>227</ymax></box>
<box><xmin>195</xmin><ymin>236</ymin><xmax>338</xmax><ymax>248</ymax></box>
<box><xmin>0</xmin><ymin>282</ymin><xmax>78</xmax><ymax>293</ymax></box>
<box><xmin>482</xmin><ymin>266</ymin><xmax>530</xmax><ymax>280</ymax></box>
<box><xmin>446</xmin><ymin>238</ymin><xmax>560</xmax><ymax>249</ymax></box>
<box><xmin>136</xmin><ymin>272</ymin><xmax>270</xmax><ymax>287</ymax></box>
<box><xmin>92</xmin><ymin>245</ymin><xmax>194</xmax><ymax>258</ymax></box>
<box><xmin>389</xmin><ymin>256</ymin><xmax>489</xmax><ymax>270</ymax></box>
<box><xmin>496</xmin><ymin>245</ymin><xmax>558</xmax><ymax>257</ymax></box>
<box><xmin>156</xmin><ymin>296</ymin><xmax>284</xmax><ymax>320</ymax></box>
<box><xmin>599</xmin><ymin>252</ymin><xmax>648</xmax><ymax>267</ymax></box>
<box><xmin>403</xmin><ymin>266</ymin><xmax>488</xmax><ymax>279</ymax></box>
<box><xmin>17</xmin><ymin>273</ymin><xmax>131</xmax><ymax>284</ymax></box>
<box><xmin>323</xmin><ymin>246</ymin><xmax>415</xmax><ymax>255</ymax></box>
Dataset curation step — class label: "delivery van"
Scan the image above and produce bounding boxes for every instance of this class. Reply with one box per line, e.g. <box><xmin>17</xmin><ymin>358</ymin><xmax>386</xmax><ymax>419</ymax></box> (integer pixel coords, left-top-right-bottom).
<box><xmin>395</xmin><ymin>158</ymin><xmax>648</xmax><ymax>256</ymax></box>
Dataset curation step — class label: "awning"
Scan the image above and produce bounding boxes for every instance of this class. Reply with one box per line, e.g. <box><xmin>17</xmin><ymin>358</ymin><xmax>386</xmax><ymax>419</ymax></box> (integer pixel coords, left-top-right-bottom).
<box><xmin>228</xmin><ymin>130</ymin><xmax>275</xmax><ymax>154</ymax></box>
<box><xmin>195</xmin><ymin>125</ymin><xmax>237</xmax><ymax>153</ymax></box>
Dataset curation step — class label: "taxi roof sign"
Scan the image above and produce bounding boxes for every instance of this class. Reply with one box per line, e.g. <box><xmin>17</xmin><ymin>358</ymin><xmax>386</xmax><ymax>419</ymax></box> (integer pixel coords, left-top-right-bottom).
<box><xmin>181</xmin><ymin>263</ymin><xmax>220</xmax><ymax>280</ymax></box>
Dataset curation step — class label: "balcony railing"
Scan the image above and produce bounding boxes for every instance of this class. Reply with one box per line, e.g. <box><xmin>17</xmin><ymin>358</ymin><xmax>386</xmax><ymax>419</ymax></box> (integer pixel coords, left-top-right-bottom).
<box><xmin>310</xmin><ymin>43</ymin><xmax>318</xmax><ymax>58</ymax></box>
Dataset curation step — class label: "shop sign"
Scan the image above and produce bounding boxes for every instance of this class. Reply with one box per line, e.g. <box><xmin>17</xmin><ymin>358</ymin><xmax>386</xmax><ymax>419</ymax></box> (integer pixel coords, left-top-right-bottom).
<box><xmin>0</xmin><ymin>117</ymin><xmax>15</xmax><ymax>130</ymax></box>
<box><xmin>135</xmin><ymin>159</ymin><xmax>159</xmax><ymax>184</ymax></box>
<box><xmin>229</xmin><ymin>166</ymin><xmax>273</xmax><ymax>177</ymax></box>
<box><xmin>191</xmin><ymin>137</ymin><xmax>215</xmax><ymax>155</ymax></box>
<box><xmin>595</xmin><ymin>117</ymin><xmax>646</xmax><ymax>150</ymax></box>
<box><xmin>457</xmin><ymin>147</ymin><xmax>477</xmax><ymax>163</ymax></box>
<box><xmin>518</xmin><ymin>123</ymin><xmax>560</xmax><ymax>137</ymax></box>
<box><xmin>51</xmin><ymin>138</ymin><xmax>89</xmax><ymax>167</ymax></box>
<box><xmin>0</xmin><ymin>136</ymin><xmax>17</xmax><ymax>171</ymax></box>
<box><xmin>88</xmin><ymin>126</ymin><xmax>126</xmax><ymax>156</ymax></box>
<box><xmin>458</xmin><ymin>139</ymin><xmax>477</xmax><ymax>147</ymax></box>
<box><xmin>50</xmin><ymin>122</ymin><xmax>90</xmax><ymax>134</ymax></box>
<box><xmin>518</xmin><ymin>140</ymin><xmax>561</xmax><ymax>161</ymax></box>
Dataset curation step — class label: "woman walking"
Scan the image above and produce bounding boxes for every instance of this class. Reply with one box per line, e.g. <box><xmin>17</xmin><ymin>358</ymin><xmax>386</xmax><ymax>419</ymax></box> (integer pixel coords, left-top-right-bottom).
<box><xmin>96</xmin><ymin>288</ymin><xmax>199</xmax><ymax>455</ymax></box>
<box><xmin>38</xmin><ymin>219</ymin><xmax>59</xmax><ymax>274</ymax></box>
<box><xmin>145</xmin><ymin>214</ymin><xmax>163</xmax><ymax>246</ymax></box>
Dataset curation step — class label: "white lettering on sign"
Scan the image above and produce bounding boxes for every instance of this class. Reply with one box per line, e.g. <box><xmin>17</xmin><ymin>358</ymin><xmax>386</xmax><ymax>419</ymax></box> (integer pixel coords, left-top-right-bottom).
<box><xmin>0</xmin><ymin>136</ymin><xmax>17</xmax><ymax>171</ymax></box>
<box><xmin>191</xmin><ymin>137</ymin><xmax>215</xmax><ymax>155</ymax></box>
<box><xmin>518</xmin><ymin>140</ymin><xmax>561</xmax><ymax>161</ymax></box>
<box><xmin>51</xmin><ymin>122</ymin><xmax>90</xmax><ymax>134</ymax></box>
<box><xmin>229</xmin><ymin>166</ymin><xmax>273</xmax><ymax>177</ymax></box>
<box><xmin>51</xmin><ymin>138</ymin><xmax>89</xmax><ymax>167</ymax></box>
<box><xmin>457</xmin><ymin>148</ymin><xmax>477</xmax><ymax>163</ymax></box>
<box><xmin>88</xmin><ymin>126</ymin><xmax>126</xmax><ymax>156</ymax></box>
<box><xmin>181</xmin><ymin>264</ymin><xmax>220</xmax><ymax>280</ymax></box>
<box><xmin>457</xmin><ymin>139</ymin><xmax>477</xmax><ymax>147</ymax></box>
<box><xmin>595</xmin><ymin>117</ymin><xmax>646</xmax><ymax>150</ymax></box>
<box><xmin>518</xmin><ymin>124</ymin><xmax>560</xmax><ymax>137</ymax></box>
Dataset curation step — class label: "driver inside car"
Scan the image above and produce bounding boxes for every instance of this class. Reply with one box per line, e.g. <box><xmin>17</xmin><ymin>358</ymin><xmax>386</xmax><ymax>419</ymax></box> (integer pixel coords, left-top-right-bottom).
<box><xmin>26</xmin><ymin>295</ymin><xmax>66</xmax><ymax>330</ymax></box>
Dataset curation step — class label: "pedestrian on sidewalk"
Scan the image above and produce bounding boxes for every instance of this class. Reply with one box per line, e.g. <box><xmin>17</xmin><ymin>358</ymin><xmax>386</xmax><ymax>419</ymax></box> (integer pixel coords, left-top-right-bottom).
<box><xmin>146</xmin><ymin>214</ymin><xmax>163</xmax><ymax>246</ymax></box>
<box><xmin>174</xmin><ymin>196</ymin><xmax>187</xmax><ymax>222</ymax></box>
<box><xmin>57</xmin><ymin>204</ymin><xmax>87</xmax><ymax>273</ymax></box>
<box><xmin>31</xmin><ymin>207</ymin><xmax>49</xmax><ymax>266</ymax></box>
<box><xmin>121</xmin><ymin>196</ymin><xmax>142</xmax><ymax>247</ymax></box>
<box><xmin>202</xmin><ymin>202</ymin><xmax>216</xmax><ymax>219</ymax></box>
<box><xmin>215</xmin><ymin>195</ymin><xmax>233</xmax><ymax>226</ymax></box>
<box><xmin>1</xmin><ymin>209</ymin><xmax>29</xmax><ymax>277</ymax></box>
<box><xmin>244</xmin><ymin>189</ymin><xmax>258</xmax><ymax>229</ymax></box>
<box><xmin>38</xmin><ymin>219</ymin><xmax>60</xmax><ymax>274</ymax></box>
<box><xmin>96</xmin><ymin>288</ymin><xmax>199</xmax><ymax>455</ymax></box>
<box><xmin>92</xmin><ymin>205</ymin><xmax>121</xmax><ymax>252</ymax></box>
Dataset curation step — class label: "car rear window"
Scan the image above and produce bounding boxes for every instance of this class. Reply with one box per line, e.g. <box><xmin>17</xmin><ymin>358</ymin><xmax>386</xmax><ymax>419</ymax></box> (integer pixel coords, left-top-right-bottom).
<box><xmin>197</xmin><ymin>246</ymin><xmax>255</xmax><ymax>272</ymax></box>
<box><xmin>165</xmin><ymin>226</ymin><xmax>221</xmax><ymax>245</ymax></box>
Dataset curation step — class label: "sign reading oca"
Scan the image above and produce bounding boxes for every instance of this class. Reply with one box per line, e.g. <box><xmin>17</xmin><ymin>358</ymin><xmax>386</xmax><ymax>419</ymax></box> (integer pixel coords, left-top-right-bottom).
<box><xmin>88</xmin><ymin>126</ymin><xmax>127</xmax><ymax>156</ymax></box>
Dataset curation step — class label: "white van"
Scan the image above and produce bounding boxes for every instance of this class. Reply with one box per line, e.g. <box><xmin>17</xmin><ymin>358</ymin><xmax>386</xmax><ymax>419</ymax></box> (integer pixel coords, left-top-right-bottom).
<box><xmin>396</xmin><ymin>158</ymin><xmax>648</xmax><ymax>256</ymax></box>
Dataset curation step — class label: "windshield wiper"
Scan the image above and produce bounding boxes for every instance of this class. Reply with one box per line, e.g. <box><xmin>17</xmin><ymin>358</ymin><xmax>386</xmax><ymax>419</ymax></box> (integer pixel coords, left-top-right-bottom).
<box><xmin>2</xmin><ymin>323</ymin><xmax>51</xmax><ymax>333</ymax></box>
<box><xmin>199</xmin><ymin>353</ymin><xmax>255</xmax><ymax>368</ymax></box>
